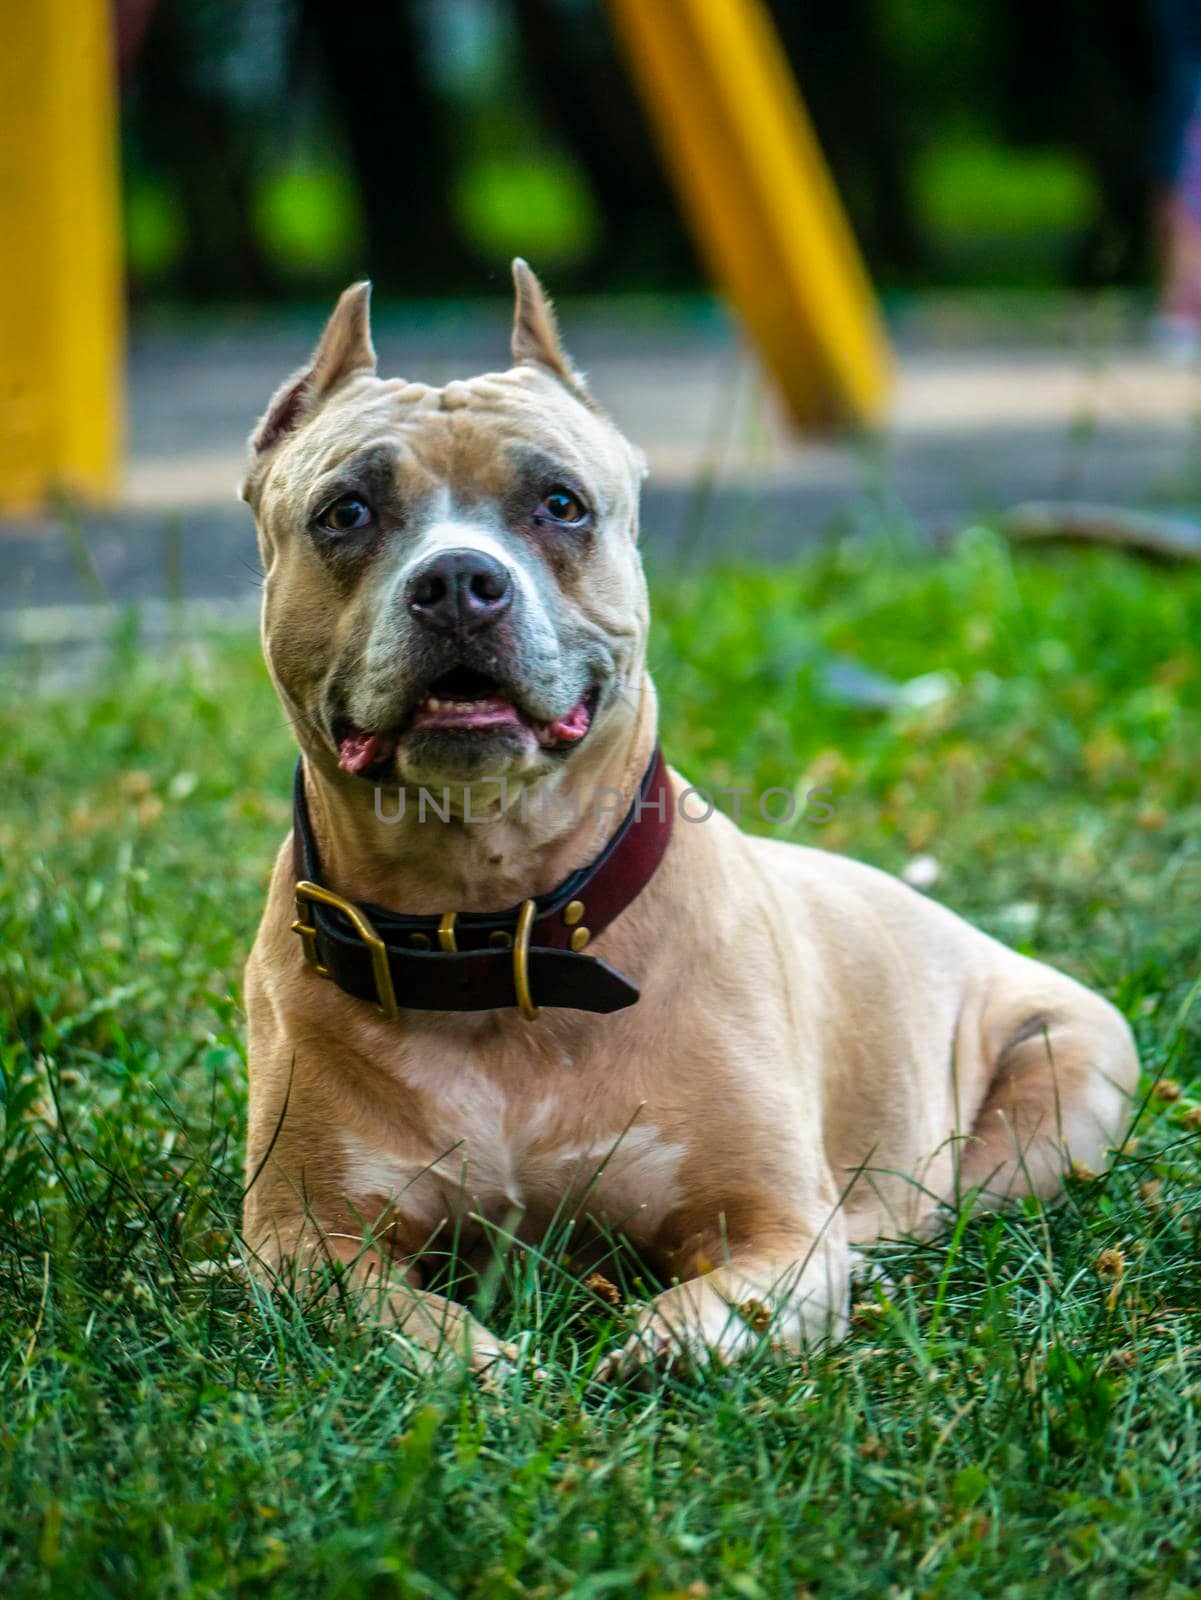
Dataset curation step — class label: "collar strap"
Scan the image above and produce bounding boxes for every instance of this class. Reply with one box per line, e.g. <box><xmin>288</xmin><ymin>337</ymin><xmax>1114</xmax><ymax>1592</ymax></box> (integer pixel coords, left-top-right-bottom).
<box><xmin>290</xmin><ymin>746</ymin><xmax>673</xmax><ymax>1019</ymax></box>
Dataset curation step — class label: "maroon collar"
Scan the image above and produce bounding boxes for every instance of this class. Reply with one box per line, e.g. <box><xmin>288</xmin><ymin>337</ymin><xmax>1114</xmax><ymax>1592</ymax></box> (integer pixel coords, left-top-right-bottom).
<box><xmin>289</xmin><ymin>746</ymin><xmax>674</xmax><ymax>1020</ymax></box>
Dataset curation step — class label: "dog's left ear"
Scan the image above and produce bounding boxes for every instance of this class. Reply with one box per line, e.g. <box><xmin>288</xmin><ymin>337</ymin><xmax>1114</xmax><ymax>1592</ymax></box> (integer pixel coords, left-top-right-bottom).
<box><xmin>510</xmin><ymin>258</ymin><xmax>588</xmax><ymax>396</ymax></box>
<box><xmin>248</xmin><ymin>280</ymin><xmax>377</xmax><ymax>463</ymax></box>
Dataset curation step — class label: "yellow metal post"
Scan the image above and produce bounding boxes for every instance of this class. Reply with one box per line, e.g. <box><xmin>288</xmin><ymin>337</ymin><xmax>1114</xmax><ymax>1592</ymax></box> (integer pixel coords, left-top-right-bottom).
<box><xmin>0</xmin><ymin>0</ymin><xmax>123</xmax><ymax>513</ymax></box>
<box><xmin>607</xmin><ymin>0</ymin><xmax>891</xmax><ymax>429</ymax></box>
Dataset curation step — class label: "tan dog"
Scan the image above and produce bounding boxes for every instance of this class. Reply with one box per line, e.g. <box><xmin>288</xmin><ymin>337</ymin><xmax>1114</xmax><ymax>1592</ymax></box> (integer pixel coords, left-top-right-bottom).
<box><xmin>240</xmin><ymin>262</ymin><xmax>1138</xmax><ymax>1377</ymax></box>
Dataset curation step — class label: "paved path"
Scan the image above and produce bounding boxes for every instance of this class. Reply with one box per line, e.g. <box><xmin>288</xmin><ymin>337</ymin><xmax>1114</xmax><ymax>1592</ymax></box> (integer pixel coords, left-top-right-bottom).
<box><xmin>5</xmin><ymin>295</ymin><xmax>1201</xmax><ymax>641</ymax></box>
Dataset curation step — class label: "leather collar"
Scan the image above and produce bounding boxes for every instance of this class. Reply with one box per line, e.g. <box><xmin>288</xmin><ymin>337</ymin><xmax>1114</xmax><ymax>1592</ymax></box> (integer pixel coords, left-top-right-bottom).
<box><xmin>289</xmin><ymin>746</ymin><xmax>673</xmax><ymax>1019</ymax></box>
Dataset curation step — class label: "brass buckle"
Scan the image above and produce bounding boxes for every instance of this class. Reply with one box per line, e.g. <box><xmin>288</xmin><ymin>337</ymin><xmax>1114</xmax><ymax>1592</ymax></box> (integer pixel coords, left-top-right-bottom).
<box><xmin>512</xmin><ymin>899</ymin><xmax>540</xmax><ymax>1021</ymax></box>
<box><xmin>292</xmin><ymin>880</ymin><xmax>400</xmax><ymax>1023</ymax></box>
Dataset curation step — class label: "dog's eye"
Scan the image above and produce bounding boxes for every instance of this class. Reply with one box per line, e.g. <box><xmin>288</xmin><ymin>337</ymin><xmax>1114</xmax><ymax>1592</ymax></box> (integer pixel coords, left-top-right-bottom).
<box><xmin>535</xmin><ymin>486</ymin><xmax>588</xmax><ymax>525</ymax></box>
<box><xmin>320</xmin><ymin>495</ymin><xmax>373</xmax><ymax>533</ymax></box>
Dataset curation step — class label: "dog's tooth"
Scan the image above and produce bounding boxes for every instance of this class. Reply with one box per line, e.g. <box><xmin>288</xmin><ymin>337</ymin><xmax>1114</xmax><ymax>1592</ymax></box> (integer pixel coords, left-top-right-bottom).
<box><xmin>426</xmin><ymin>697</ymin><xmax>441</xmax><ymax>711</ymax></box>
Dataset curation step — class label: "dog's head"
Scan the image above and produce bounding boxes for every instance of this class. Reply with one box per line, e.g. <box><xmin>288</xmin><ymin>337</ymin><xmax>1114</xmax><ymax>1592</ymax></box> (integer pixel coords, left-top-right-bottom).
<box><xmin>243</xmin><ymin>261</ymin><xmax>649</xmax><ymax>789</ymax></box>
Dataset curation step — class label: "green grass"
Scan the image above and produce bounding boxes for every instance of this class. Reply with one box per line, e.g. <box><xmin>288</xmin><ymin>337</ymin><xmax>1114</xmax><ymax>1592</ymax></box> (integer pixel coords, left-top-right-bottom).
<box><xmin>3</xmin><ymin>530</ymin><xmax>1201</xmax><ymax>1597</ymax></box>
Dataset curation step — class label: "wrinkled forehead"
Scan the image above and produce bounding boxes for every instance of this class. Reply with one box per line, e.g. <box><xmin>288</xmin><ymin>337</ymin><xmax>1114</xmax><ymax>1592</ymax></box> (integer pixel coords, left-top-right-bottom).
<box><xmin>261</xmin><ymin>366</ymin><xmax>638</xmax><ymax>522</ymax></box>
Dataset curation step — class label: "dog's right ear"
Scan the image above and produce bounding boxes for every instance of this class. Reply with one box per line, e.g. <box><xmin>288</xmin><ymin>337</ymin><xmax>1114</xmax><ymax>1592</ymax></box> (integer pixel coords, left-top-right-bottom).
<box><xmin>510</xmin><ymin>258</ymin><xmax>589</xmax><ymax>399</ymax></box>
<box><xmin>247</xmin><ymin>281</ymin><xmax>376</xmax><ymax>466</ymax></box>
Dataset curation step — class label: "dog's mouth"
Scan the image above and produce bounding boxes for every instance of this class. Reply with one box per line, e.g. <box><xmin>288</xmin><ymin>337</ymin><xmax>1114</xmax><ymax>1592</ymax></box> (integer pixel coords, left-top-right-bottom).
<box><xmin>334</xmin><ymin>667</ymin><xmax>596</xmax><ymax>776</ymax></box>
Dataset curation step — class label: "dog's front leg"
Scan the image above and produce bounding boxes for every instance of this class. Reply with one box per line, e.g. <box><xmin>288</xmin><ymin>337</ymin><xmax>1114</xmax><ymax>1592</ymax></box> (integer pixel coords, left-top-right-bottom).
<box><xmin>598</xmin><ymin>1228</ymin><xmax>850</xmax><ymax>1381</ymax></box>
<box><xmin>252</xmin><ymin>1230</ymin><xmax>518</xmax><ymax>1380</ymax></box>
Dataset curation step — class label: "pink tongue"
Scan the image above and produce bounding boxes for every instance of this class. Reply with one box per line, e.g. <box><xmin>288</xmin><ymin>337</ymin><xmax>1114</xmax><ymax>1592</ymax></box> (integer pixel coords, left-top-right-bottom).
<box><xmin>337</xmin><ymin>695</ymin><xmax>591</xmax><ymax>770</ymax></box>
<box><xmin>338</xmin><ymin>729</ymin><xmax>391</xmax><ymax>775</ymax></box>
<box><xmin>538</xmin><ymin>698</ymin><xmax>591</xmax><ymax>746</ymax></box>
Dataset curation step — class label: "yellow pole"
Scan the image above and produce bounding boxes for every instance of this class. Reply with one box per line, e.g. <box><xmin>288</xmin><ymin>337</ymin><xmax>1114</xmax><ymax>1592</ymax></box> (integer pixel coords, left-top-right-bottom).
<box><xmin>607</xmin><ymin>0</ymin><xmax>891</xmax><ymax>429</ymax></box>
<box><xmin>0</xmin><ymin>0</ymin><xmax>123</xmax><ymax>513</ymax></box>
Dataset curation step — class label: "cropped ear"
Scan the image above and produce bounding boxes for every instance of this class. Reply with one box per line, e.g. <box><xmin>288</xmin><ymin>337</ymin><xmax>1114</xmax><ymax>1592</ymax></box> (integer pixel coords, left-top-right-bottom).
<box><xmin>250</xmin><ymin>280</ymin><xmax>376</xmax><ymax>458</ymax></box>
<box><xmin>510</xmin><ymin>258</ymin><xmax>587</xmax><ymax>394</ymax></box>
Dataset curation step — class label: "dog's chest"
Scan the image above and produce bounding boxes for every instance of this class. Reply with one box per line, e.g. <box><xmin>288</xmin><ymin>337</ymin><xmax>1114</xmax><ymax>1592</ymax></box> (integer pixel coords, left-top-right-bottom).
<box><xmin>341</xmin><ymin>1061</ymin><xmax>686</xmax><ymax>1243</ymax></box>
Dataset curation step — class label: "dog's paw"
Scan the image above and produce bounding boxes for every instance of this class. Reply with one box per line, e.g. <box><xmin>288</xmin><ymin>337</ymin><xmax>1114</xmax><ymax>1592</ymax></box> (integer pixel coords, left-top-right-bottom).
<box><xmin>387</xmin><ymin>1324</ymin><xmax>520</xmax><ymax>1385</ymax></box>
<box><xmin>464</xmin><ymin>1334</ymin><xmax>521</xmax><ymax>1390</ymax></box>
<box><xmin>596</xmin><ymin>1320</ymin><xmax>683</xmax><ymax>1386</ymax></box>
<box><xmin>462</xmin><ymin>1330</ymin><xmax>550</xmax><ymax>1391</ymax></box>
<box><xmin>846</xmin><ymin>1245</ymin><xmax>898</xmax><ymax>1291</ymax></box>
<box><xmin>379</xmin><ymin>1289</ymin><xmax>524</xmax><ymax>1385</ymax></box>
<box><xmin>596</xmin><ymin>1305</ymin><xmax>758</xmax><ymax>1386</ymax></box>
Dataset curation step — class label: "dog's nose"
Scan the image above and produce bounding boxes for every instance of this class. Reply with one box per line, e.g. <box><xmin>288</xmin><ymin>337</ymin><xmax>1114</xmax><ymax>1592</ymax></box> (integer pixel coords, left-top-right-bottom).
<box><xmin>406</xmin><ymin>548</ymin><xmax>514</xmax><ymax>635</ymax></box>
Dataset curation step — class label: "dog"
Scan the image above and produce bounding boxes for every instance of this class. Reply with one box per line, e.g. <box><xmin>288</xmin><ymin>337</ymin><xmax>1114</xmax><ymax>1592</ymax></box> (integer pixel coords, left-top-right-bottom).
<box><xmin>239</xmin><ymin>261</ymin><xmax>1139</xmax><ymax>1378</ymax></box>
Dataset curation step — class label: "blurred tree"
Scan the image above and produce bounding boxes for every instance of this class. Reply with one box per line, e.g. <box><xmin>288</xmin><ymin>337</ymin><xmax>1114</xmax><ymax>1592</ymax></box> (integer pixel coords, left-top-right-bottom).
<box><xmin>129</xmin><ymin>1</ymin><xmax>272</xmax><ymax>298</ymax></box>
<box><xmin>509</xmin><ymin>0</ymin><xmax>698</xmax><ymax>284</ymax></box>
<box><xmin>782</xmin><ymin>0</ymin><xmax>1154</xmax><ymax>288</ymax></box>
<box><xmin>117</xmin><ymin>0</ymin><xmax>1163</xmax><ymax>300</ymax></box>
<box><xmin>295</xmin><ymin>0</ymin><xmax>480</xmax><ymax>292</ymax></box>
<box><xmin>769</xmin><ymin>0</ymin><xmax>927</xmax><ymax>281</ymax></box>
<box><xmin>995</xmin><ymin>0</ymin><xmax>1155</xmax><ymax>284</ymax></box>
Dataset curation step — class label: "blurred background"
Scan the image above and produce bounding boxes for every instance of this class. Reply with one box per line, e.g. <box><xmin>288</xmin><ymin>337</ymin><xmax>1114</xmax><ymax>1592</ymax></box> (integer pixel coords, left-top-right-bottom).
<box><xmin>120</xmin><ymin>0</ymin><xmax>1151</xmax><ymax>300</ymax></box>
<box><xmin>7</xmin><ymin>0</ymin><xmax>1201</xmax><ymax>638</ymax></box>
